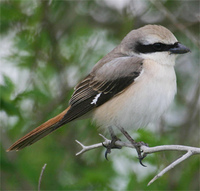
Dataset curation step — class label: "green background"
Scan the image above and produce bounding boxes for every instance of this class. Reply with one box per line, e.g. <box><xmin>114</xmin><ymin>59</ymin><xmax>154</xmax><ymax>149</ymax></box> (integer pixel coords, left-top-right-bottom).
<box><xmin>1</xmin><ymin>0</ymin><xmax>199</xmax><ymax>190</ymax></box>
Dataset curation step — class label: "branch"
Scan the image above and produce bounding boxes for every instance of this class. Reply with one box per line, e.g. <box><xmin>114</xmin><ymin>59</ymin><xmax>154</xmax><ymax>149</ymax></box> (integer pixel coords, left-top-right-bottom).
<box><xmin>38</xmin><ymin>163</ymin><xmax>47</xmax><ymax>191</ymax></box>
<box><xmin>76</xmin><ymin>134</ymin><xmax>200</xmax><ymax>186</ymax></box>
<box><xmin>147</xmin><ymin>150</ymin><xmax>193</xmax><ymax>186</ymax></box>
<box><xmin>75</xmin><ymin>134</ymin><xmax>111</xmax><ymax>156</ymax></box>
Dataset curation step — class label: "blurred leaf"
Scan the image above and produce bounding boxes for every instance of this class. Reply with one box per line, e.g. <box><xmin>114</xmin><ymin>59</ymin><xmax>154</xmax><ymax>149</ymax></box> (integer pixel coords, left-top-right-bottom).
<box><xmin>0</xmin><ymin>1</ymin><xmax>25</xmax><ymax>33</ymax></box>
<box><xmin>0</xmin><ymin>75</ymin><xmax>20</xmax><ymax>115</ymax></box>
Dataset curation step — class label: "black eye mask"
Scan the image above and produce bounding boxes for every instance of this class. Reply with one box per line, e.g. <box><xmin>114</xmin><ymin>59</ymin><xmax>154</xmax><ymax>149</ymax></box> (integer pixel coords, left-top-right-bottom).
<box><xmin>135</xmin><ymin>42</ymin><xmax>179</xmax><ymax>54</ymax></box>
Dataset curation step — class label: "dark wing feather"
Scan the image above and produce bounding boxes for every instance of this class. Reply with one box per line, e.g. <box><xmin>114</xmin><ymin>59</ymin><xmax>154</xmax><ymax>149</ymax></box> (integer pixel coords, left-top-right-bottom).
<box><xmin>61</xmin><ymin>56</ymin><xmax>143</xmax><ymax>124</ymax></box>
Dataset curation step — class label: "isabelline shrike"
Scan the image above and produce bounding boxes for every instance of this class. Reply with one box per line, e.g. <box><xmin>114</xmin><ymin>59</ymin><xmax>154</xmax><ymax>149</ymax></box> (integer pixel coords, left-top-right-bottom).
<box><xmin>7</xmin><ymin>25</ymin><xmax>190</xmax><ymax>155</ymax></box>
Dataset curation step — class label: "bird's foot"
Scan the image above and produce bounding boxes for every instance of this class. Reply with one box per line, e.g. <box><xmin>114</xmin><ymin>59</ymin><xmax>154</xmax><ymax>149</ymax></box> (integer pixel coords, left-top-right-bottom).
<box><xmin>102</xmin><ymin>135</ymin><xmax>122</xmax><ymax>160</ymax></box>
<box><xmin>133</xmin><ymin>141</ymin><xmax>148</xmax><ymax>167</ymax></box>
<box><xmin>118</xmin><ymin>127</ymin><xmax>148</xmax><ymax>167</ymax></box>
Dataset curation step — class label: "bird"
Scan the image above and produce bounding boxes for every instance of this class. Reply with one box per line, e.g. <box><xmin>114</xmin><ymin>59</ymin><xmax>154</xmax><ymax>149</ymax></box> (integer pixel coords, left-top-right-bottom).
<box><xmin>7</xmin><ymin>25</ymin><xmax>190</xmax><ymax>157</ymax></box>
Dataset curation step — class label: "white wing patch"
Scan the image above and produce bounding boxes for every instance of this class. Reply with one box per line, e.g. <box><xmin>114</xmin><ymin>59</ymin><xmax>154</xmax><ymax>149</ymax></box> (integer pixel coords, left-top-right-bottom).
<box><xmin>134</xmin><ymin>69</ymin><xmax>144</xmax><ymax>82</ymax></box>
<box><xmin>91</xmin><ymin>93</ymin><xmax>102</xmax><ymax>105</ymax></box>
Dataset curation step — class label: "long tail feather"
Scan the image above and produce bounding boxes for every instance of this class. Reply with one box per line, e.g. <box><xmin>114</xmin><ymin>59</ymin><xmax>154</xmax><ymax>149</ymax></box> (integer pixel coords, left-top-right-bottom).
<box><xmin>7</xmin><ymin>106</ymin><xmax>71</xmax><ymax>151</ymax></box>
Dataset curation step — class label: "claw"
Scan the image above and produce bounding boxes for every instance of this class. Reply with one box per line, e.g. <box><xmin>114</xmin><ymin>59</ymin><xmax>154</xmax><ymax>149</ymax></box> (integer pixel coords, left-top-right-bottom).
<box><xmin>102</xmin><ymin>136</ymin><xmax>122</xmax><ymax>160</ymax></box>
<box><xmin>135</xmin><ymin>143</ymin><xmax>148</xmax><ymax>167</ymax></box>
<box><xmin>139</xmin><ymin>158</ymin><xmax>146</xmax><ymax>167</ymax></box>
<box><xmin>138</xmin><ymin>155</ymin><xmax>147</xmax><ymax>167</ymax></box>
<box><xmin>104</xmin><ymin>149</ymin><xmax>110</xmax><ymax>161</ymax></box>
<box><xmin>102</xmin><ymin>142</ymin><xmax>111</xmax><ymax>160</ymax></box>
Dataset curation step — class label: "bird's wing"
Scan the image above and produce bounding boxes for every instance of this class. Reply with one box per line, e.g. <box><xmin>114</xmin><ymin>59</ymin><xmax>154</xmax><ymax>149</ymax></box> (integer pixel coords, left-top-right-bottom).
<box><xmin>61</xmin><ymin>56</ymin><xmax>143</xmax><ymax>123</ymax></box>
<box><xmin>7</xmin><ymin>56</ymin><xmax>143</xmax><ymax>151</ymax></box>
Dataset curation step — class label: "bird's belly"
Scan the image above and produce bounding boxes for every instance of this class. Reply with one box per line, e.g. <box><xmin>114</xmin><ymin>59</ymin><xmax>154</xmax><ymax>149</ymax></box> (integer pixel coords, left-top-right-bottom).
<box><xmin>92</xmin><ymin>62</ymin><xmax>177</xmax><ymax>130</ymax></box>
<box><xmin>115</xmin><ymin>77</ymin><xmax>176</xmax><ymax>129</ymax></box>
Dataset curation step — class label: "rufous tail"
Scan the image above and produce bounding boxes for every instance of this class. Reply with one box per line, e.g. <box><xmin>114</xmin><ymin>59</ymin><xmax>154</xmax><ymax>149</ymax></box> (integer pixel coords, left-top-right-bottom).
<box><xmin>7</xmin><ymin>106</ymin><xmax>71</xmax><ymax>151</ymax></box>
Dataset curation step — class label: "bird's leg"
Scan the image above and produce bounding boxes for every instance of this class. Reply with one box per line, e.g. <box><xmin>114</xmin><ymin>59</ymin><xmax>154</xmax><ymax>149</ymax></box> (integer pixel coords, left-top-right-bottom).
<box><xmin>118</xmin><ymin>127</ymin><xmax>148</xmax><ymax>167</ymax></box>
<box><xmin>103</xmin><ymin>126</ymin><xmax>122</xmax><ymax>160</ymax></box>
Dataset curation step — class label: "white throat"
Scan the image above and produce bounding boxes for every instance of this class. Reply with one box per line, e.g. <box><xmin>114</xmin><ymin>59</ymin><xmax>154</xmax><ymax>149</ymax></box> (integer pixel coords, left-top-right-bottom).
<box><xmin>138</xmin><ymin>52</ymin><xmax>177</xmax><ymax>66</ymax></box>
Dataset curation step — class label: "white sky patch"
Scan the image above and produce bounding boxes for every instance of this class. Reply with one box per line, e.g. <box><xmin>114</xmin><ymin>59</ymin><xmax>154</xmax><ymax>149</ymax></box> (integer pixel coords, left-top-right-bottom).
<box><xmin>0</xmin><ymin>32</ymin><xmax>33</xmax><ymax>96</ymax></box>
<box><xmin>0</xmin><ymin>33</ymin><xmax>16</xmax><ymax>84</ymax></box>
<box><xmin>91</xmin><ymin>92</ymin><xmax>102</xmax><ymax>105</ymax></box>
<box><xmin>102</xmin><ymin>0</ymin><xmax>130</xmax><ymax>11</ymax></box>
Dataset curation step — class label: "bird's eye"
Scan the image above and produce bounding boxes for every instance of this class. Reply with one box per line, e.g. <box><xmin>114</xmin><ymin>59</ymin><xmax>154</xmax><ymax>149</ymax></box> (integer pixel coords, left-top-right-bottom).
<box><xmin>153</xmin><ymin>43</ymin><xmax>163</xmax><ymax>50</ymax></box>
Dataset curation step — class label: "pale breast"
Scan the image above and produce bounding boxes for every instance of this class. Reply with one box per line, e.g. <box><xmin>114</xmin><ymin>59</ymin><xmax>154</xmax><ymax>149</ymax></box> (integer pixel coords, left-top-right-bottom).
<box><xmin>92</xmin><ymin>59</ymin><xmax>177</xmax><ymax>130</ymax></box>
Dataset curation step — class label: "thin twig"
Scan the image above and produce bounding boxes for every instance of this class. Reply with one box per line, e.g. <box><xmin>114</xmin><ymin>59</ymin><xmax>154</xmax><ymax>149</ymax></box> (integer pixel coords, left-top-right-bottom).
<box><xmin>38</xmin><ymin>163</ymin><xmax>47</xmax><ymax>191</ymax></box>
<box><xmin>75</xmin><ymin>134</ymin><xmax>111</xmax><ymax>155</ymax></box>
<box><xmin>147</xmin><ymin>150</ymin><xmax>193</xmax><ymax>186</ymax></box>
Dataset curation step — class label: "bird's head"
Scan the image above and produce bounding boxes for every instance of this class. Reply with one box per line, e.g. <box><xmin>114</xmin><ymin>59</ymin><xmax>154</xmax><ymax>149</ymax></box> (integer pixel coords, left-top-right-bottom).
<box><xmin>120</xmin><ymin>25</ymin><xmax>190</xmax><ymax>66</ymax></box>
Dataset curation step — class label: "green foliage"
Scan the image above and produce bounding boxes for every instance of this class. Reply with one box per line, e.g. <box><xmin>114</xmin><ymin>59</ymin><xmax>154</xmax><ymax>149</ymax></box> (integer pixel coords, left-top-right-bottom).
<box><xmin>1</xmin><ymin>0</ymin><xmax>199</xmax><ymax>190</ymax></box>
<box><xmin>0</xmin><ymin>75</ymin><xmax>19</xmax><ymax>116</ymax></box>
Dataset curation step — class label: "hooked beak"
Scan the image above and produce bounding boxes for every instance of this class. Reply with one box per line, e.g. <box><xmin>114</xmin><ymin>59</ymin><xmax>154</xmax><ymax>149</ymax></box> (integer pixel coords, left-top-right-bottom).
<box><xmin>170</xmin><ymin>42</ymin><xmax>191</xmax><ymax>54</ymax></box>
